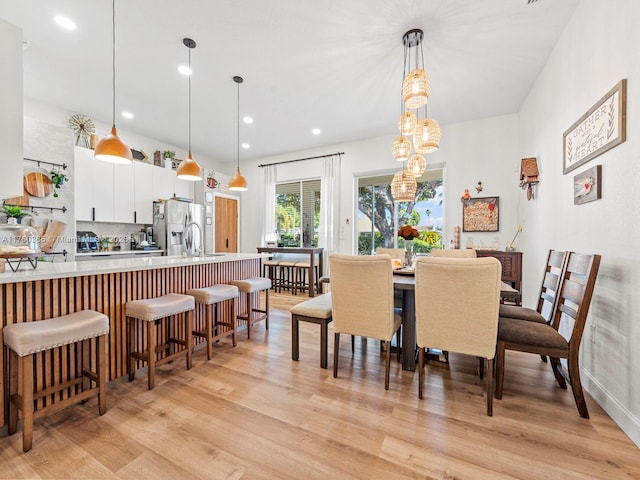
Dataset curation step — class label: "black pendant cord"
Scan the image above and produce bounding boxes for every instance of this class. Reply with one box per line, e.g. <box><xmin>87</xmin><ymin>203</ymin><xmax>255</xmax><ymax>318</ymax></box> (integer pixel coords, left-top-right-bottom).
<box><xmin>111</xmin><ymin>0</ymin><xmax>116</xmax><ymax>127</ymax></box>
<box><xmin>188</xmin><ymin>45</ymin><xmax>192</xmax><ymax>156</ymax></box>
<box><xmin>237</xmin><ymin>79</ymin><xmax>240</xmax><ymax>170</ymax></box>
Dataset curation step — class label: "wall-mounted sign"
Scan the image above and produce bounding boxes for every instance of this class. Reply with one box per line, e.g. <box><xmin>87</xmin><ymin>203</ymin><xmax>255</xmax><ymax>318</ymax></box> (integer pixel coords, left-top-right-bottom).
<box><xmin>563</xmin><ymin>79</ymin><xmax>626</xmax><ymax>174</ymax></box>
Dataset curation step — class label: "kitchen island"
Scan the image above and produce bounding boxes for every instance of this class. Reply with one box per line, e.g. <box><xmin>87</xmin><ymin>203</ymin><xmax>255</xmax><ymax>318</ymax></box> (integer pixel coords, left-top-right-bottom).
<box><xmin>0</xmin><ymin>254</ymin><xmax>265</xmax><ymax>427</ymax></box>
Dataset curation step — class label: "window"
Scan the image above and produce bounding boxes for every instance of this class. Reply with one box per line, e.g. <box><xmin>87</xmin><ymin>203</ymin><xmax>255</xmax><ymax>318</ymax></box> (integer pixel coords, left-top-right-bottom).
<box><xmin>357</xmin><ymin>170</ymin><xmax>443</xmax><ymax>255</ymax></box>
<box><xmin>276</xmin><ymin>179</ymin><xmax>321</xmax><ymax>247</ymax></box>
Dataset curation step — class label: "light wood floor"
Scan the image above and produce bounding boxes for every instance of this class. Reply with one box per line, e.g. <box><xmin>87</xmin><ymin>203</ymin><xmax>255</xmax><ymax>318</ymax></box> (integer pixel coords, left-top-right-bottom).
<box><xmin>1</xmin><ymin>291</ymin><xmax>639</xmax><ymax>479</ymax></box>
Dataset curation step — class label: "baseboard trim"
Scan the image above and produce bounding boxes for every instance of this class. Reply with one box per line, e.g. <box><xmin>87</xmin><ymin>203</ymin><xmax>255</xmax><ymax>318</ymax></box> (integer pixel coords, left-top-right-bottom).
<box><xmin>583</xmin><ymin>368</ymin><xmax>640</xmax><ymax>448</ymax></box>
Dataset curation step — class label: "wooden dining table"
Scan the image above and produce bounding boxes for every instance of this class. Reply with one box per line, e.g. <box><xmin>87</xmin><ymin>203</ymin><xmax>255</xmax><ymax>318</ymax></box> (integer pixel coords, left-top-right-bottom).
<box><xmin>257</xmin><ymin>246</ymin><xmax>324</xmax><ymax>297</ymax></box>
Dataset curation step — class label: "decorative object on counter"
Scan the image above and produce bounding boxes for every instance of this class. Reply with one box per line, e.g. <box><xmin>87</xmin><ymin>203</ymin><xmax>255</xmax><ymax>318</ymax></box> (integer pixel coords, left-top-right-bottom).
<box><xmin>0</xmin><ymin>221</ymin><xmax>42</xmax><ymax>271</ymax></box>
<box><xmin>94</xmin><ymin>0</ymin><xmax>133</xmax><ymax>165</ymax></box>
<box><xmin>476</xmin><ymin>181</ymin><xmax>483</xmax><ymax>193</ymax></box>
<box><xmin>574</xmin><ymin>165</ymin><xmax>602</xmax><ymax>205</ymax></box>
<box><xmin>3</xmin><ymin>205</ymin><xmax>28</xmax><ymax>224</ymax></box>
<box><xmin>49</xmin><ymin>168</ymin><xmax>69</xmax><ymax>197</ymax></box>
<box><xmin>68</xmin><ymin>113</ymin><xmax>96</xmax><ymax>148</ymax></box>
<box><xmin>130</xmin><ymin>148</ymin><xmax>148</xmax><ymax>163</ymax></box>
<box><xmin>563</xmin><ymin>79</ymin><xmax>626</xmax><ymax>174</ymax></box>
<box><xmin>462</xmin><ymin>196</ymin><xmax>499</xmax><ymax>232</ymax></box>
<box><xmin>98</xmin><ymin>236</ymin><xmax>112</xmax><ymax>252</ymax></box>
<box><xmin>23</xmin><ymin>171</ymin><xmax>53</xmax><ymax>198</ymax></box>
<box><xmin>398</xmin><ymin>225</ymin><xmax>419</xmax><ymax>267</ymax></box>
<box><xmin>506</xmin><ymin>225</ymin><xmax>522</xmax><ymax>252</ymax></box>
<box><xmin>229</xmin><ymin>76</ymin><xmax>249</xmax><ymax>191</ymax></box>
<box><xmin>519</xmin><ymin>157</ymin><xmax>539</xmax><ymax>200</ymax></box>
<box><xmin>176</xmin><ymin>38</ymin><xmax>203</xmax><ymax>181</ymax></box>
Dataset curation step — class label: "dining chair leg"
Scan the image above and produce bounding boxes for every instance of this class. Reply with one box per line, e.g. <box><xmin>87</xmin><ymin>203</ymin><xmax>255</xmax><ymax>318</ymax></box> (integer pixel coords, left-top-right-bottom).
<box><xmin>487</xmin><ymin>358</ymin><xmax>494</xmax><ymax>417</ymax></box>
<box><xmin>384</xmin><ymin>340</ymin><xmax>391</xmax><ymax>391</ymax></box>
<box><xmin>495</xmin><ymin>340</ymin><xmax>505</xmax><ymax>399</ymax></box>
<box><xmin>418</xmin><ymin>347</ymin><xmax>425</xmax><ymax>399</ymax></box>
<box><xmin>395</xmin><ymin>326</ymin><xmax>402</xmax><ymax>363</ymax></box>
<box><xmin>568</xmin><ymin>353</ymin><xmax>590</xmax><ymax>419</ymax></box>
<box><xmin>333</xmin><ymin>333</ymin><xmax>340</xmax><ymax>378</ymax></box>
<box><xmin>351</xmin><ymin>335</ymin><xmax>355</xmax><ymax>355</ymax></box>
<box><xmin>549</xmin><ymin>356</ymin><xmax>567</xmax><ymax>389</ymax></box>
<box><xmin>478</xmin><ymin>356</ymin><xmax>484</xmax><ymax>379</ymax></box>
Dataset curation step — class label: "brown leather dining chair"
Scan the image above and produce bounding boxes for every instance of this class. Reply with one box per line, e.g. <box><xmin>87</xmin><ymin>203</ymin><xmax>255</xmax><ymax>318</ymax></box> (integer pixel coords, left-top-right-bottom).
<box><xmin>329</xmin><ymin>253</ymin><xmax>402</xmax><ymax>390</ymax></box>
<box><xmin>414</xmin><ymin>256</ymin><xmax>502</xmax><ymax>415</ymax></box>
<box><xmin>495</xmin><ymin>252</ymin><xmax>601</xmax><ymax>418</ymax></box>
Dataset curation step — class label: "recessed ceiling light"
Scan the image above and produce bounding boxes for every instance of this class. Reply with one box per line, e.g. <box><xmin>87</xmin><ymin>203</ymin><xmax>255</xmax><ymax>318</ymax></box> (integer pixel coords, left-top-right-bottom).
<box><xmin>54</xmin><ymin>15</ymin><xmax>76</xmax><ymax>30</ymax></box>
<box><xmin>312</xmin><ymin>128</ymin><xmax>321</xmax><ymax>135</ymax></box>
<box><xmin>243</xmin><ymin>116</ymin><xmax>254</xmax><ymax>124</ymax></box>
<box><xmin>241</xmin><ymin>143</ymin><xmax>250</xmax><ymax>149</ymax></box>
<box><xmin>122</xmin><ymin>111</ymin><xmax>134</xmax><ymax>119</ymax></box>
<box><xmin>178</xmin><ymin>65</ymin><xmax>192</xmax><ymax>76</ymax></box>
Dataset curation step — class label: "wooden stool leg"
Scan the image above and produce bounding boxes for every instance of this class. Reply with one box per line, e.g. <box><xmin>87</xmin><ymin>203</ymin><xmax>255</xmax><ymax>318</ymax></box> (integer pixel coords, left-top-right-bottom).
<box><xmin>8</xmin><ymin>349</ymin><xmax>18</xmax><ymax>435</ymax></box>
<box><xmin>127</xmin><ymin>317</ymin><xmax>136</xmax><ymax>381</ymax></box>
<box><xmin>98</xmin><ymin>334</ymin><xmax>107</xmax><ymax>415</ymax></box>
<box><xmin>231</xmin><ymin>298</ymin><xmax>238</xmax><ymax>347</ymax></box>
<box><xmin>186</xmin><ymin>310</ymin><xmax>193</xmax><ymax>369</ymax></box>
<box><xmin>82</xmin><ymin>338</ymin><xmax>90</xmax><ymax>393</ymax></box>
<box><xmin>22</xmin><ymin>354</ymin><xmax>34</xmax><ymax>452</ymax></box>
<box><xmin>205</xmin><ymin>304</ymin><xmax>213</xmax><ymax>360</ymax></box>
<box><xmin>246</xmin><ymin>292</ymin><xmax>252</xmax><ymax>339</ymax></box>
<box><xmin>148</xmin><ymin>320</ymin><xmax>156</xmax><ymax>390</ymax></box>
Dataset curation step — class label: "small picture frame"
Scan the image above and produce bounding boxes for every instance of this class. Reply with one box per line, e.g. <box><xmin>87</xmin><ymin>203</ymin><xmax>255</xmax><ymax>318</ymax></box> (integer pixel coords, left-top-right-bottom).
<box><xmin>462</xmin><ymin>196</ymin><xmax>499</xmax><ymax>232</ymax></box>
<box><xmin>573</xmin><ymin>165</ymin><xmax>602</xmax><ymax>205</ymax></box>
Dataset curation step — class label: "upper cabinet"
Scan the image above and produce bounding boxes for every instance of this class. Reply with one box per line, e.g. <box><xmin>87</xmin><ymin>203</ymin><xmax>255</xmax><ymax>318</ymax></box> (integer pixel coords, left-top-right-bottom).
<box><xmin>0</xmin><ymin>19</ymin><xmax>23</xmax><ymax>200</ymax></box>
<box><xmin>75</xmin><ymin>147</ymin><xmax>196</xmax><ymax>224</ymax></box>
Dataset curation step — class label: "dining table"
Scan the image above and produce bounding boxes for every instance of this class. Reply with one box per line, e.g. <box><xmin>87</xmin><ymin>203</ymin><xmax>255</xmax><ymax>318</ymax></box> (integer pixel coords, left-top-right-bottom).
<box><xmin>257</xmin><ymin>246</ymin><xmax>324</xmax><ymax>297</ymax></box>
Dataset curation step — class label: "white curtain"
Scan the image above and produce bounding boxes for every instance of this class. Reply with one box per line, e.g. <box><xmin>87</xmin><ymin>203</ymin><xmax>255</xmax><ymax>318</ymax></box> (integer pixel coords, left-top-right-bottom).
<box><xmin>319</xmin><ymin>155</ymin><xmax>341</xmax><ymax>255</ymax></box>
<box><xmin>261</xmin><ymin>165</ymin><xmax>277</xmax><ymax>246</ymax></box>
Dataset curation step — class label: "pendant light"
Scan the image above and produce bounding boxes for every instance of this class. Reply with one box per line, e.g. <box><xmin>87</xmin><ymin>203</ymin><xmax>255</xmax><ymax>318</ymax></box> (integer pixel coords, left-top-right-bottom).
<box><xmin>391</xmin><ymin>169</ymin><xmax>418</xmax><ymax>203</ymax></box>
<box><xmin>407</xmin><ymin>154</ymin><xmax>427</xmax><ymax>177</ymax></box>
<box><xmin>94</xmin><ymin>0</ymin><xmax>132</xmax><ymax>165</ymax></box>
<box><xmin>176</xmin><ymin>37</ymin><xmax>202</xmax><ymax>181</ymax></box>
<box><xmin>228</xmin><ymin>76</ymin><xmax>248</xmax><ymax>191</ymax></box>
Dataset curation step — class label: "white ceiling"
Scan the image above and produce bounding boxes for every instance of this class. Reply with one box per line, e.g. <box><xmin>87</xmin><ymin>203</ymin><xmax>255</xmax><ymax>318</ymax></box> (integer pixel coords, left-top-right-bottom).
<box><xmin>1</xmin><ymin>0</ymin><xmax>580</xmax><ymax>165</ymax></box>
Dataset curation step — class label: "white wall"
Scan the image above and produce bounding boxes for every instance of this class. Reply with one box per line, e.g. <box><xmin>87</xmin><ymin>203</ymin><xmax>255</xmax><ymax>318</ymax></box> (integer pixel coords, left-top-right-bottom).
<box><xmin>518</xmin><ymin>0</ymin><xmax>640</xmax><ymax>446</ymax></box>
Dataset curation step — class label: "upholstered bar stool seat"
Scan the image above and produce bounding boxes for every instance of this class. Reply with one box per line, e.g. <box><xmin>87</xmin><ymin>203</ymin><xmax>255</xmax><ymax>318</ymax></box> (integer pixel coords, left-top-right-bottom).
<box><xmin>126</xmin><ymin>293</ymin><xmax>195</xmax><ymax>390</ymax></box>
<box><xmin>229</xmin><ymin>277</ymin><xmax>271</xmax><ymax>339</ymax></box>
<box><xmin>4</xmin><ymin>310</ymin><xmax>109</xmax><ymax>452</ymax></box>
<box><xmin>187</xmin><ymin>285</ymin><xmax>239</xmax><ymax>360</ymax></box>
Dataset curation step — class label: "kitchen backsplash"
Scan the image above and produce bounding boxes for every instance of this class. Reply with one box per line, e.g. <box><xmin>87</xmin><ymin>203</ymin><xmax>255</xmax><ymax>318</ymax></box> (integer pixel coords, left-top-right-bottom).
<box><xmin>76</xmin><ymin>221</ymin><xmax>151</xmax><ymax>251</ymax></box>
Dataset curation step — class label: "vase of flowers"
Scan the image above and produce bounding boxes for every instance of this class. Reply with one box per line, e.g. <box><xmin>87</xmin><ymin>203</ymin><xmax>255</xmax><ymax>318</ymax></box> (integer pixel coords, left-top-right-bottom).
<box><xmin>398</xmin><ymin>225</ymin><xmax>419</xmax><ymax>267</ymax></box>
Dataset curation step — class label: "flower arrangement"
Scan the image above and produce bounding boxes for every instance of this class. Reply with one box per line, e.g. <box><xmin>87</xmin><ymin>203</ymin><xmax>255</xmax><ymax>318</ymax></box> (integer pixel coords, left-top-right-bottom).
<box><xmin>398</xmin><ymin>225</ymin><xmax>420</xmax><ymax>240</ymax></box>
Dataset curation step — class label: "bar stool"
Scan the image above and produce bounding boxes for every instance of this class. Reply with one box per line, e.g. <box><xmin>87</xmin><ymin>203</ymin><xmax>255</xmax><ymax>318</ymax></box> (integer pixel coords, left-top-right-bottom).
<box><xmin>3</xmin><ymin>310</ymin><xmax>109</xmax><ymax>452</ymax></box>
<box><xmin>186</xmin><ymin>284</ymin><xmax>239</xmax><ymax>360</ymax></box>
<box><xmin>294</xmin><ymin>261</ymin><xmax>320</xmax><ymax>296</ymax></box>
<box><xmin>126</xmin><ymin>293</ymin><xmax>195</xmax><ymax>389</ymax></box>
<box><xmin>278</xmin><ymin>260</ymin><xmax>297</xmax><ymax>293</ymax></box>
<box><xmin>229</xmin><ymin>277</ymin><xmax>271</xmax><ymax>339</ymax></box>
<box><xmin>262</xmin><ymin>258</ymin><xmax>281</xmax><ymax>292</ymax></box>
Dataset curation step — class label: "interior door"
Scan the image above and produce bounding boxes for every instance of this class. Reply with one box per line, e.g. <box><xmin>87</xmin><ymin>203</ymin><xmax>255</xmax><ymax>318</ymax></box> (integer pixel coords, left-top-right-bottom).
<box><xmin>215</xmin><ymin>196</ymin><xmax>238</xmax><ymax>252</ymax></box>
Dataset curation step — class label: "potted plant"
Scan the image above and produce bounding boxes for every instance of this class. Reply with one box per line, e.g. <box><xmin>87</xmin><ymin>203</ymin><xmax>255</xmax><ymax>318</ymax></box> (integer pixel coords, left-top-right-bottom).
<box><xmin>162</xmin><ymin>150</ymin><xmax>176</xmax><ymax>168</ymax></box>
<box><xmin>3</xmin><ymin>205</ymin><xmax>28</xmax><ymax>224</ymax></box>
<box><xmin>50</xmin><ymin>169</ymin><xmax>69</xmax><ymax>198</ymax></box>
<box><xmin>98</xmin><ymin>236</ymin><xmax>112</xmax><ymax>252</ymax></box>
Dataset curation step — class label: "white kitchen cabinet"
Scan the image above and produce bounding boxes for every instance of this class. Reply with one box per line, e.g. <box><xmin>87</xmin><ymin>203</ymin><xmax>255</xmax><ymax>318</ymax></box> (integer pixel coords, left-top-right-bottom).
<box><xmin>174</xmin><ymin>176</ymin><xmax>194</xmax><ymax>200</ymax></box>
<box><xmin>152</xmin><ymin>166</ymin><xmax>174</xmax><ymax>201</ymax></box>
<box><xmin>74</xmin><ymin>146</ymin><xmax>114</xmax><ymax>222</ymax></box>
<box><xmin>134</xmin><ymin>161</ymin><xmax>154</xmax><ymax>224</ymax></box>
<box><xmin>0</xmin><ymin>19</ymin><xmax>23</xmax><ymax>200</ymax></box>
<box><xmin>113</xmin><ymin>162</ymin><xmax>134</xmax><ymax>223</ymax></box>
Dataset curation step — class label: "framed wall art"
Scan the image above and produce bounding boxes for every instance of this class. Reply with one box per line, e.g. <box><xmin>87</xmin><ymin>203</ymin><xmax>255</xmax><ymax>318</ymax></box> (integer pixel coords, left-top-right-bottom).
<box><xmin>462</xmin><ymin>196</ymin><xmax>499</xmax><ymax>232</ymax></box>
<box><xmin>563</xmin><ymin>79</ymin><xmax>626</xmax><ymax>174</ymax></box>
<box><xmin>573</xmin><ymin>165</ymin><xmax>602</xmax><ymax>205</ymax></box>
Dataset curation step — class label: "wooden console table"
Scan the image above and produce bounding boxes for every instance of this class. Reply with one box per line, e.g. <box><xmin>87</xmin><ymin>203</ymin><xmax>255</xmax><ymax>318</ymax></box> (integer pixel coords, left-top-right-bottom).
<box><xmin>476</xmin><ymin>250</ymin><xmax>522</xmax><ymax>305</ymax></box>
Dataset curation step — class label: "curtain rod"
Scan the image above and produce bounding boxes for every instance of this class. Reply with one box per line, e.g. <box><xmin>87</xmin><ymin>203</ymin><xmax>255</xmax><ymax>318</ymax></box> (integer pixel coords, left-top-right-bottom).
<box><xmin>258</xmin><ymin>151</ymin><xmax>344</xmax><ymax>168</ymax></box>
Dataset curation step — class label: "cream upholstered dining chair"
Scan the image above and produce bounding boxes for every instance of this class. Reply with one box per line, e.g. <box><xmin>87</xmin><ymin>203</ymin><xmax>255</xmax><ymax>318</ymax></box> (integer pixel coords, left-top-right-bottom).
<box><xmin>430</xmin><ymin>248</ymin><xmax>477</xmax><ymax>258</ymax></box>
<box><xmin>329</xmin><ymin>253</ymin><xmax>402</xmax><ymax>390</ymax></box>
<box><xmin>414</xmin><ymin>256</ymin><xmax>502</xmax><ymax>415</ymax></box>
<box><xmin>375</xmin><ymin>247</ymin><xmax>405</xmax><ymax>260</ymax></box>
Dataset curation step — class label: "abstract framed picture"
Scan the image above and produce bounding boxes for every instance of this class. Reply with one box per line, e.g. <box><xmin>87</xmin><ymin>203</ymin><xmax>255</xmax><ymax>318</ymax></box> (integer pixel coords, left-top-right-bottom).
<box><xmin>574</xmin><ymin>165</ymin><xmax>602</xmax><ymax>205</ymax></box>
<box><xmin>462</xmin><ymin>196</ymin><xmax>499</xmax><ymax>232</ymax></box>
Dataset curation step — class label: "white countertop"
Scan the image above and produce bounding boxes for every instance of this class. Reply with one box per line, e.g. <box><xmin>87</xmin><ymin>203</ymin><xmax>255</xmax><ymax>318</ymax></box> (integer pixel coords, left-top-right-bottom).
<box><xmin>0</xmin><ymin>253</ymin><xmax>267</xmax><ymax>284</ymax></box>
<box><xmin>75</xmin><ymin>249</ymin><xmax>164</xmax><ymax>257</ymax></box>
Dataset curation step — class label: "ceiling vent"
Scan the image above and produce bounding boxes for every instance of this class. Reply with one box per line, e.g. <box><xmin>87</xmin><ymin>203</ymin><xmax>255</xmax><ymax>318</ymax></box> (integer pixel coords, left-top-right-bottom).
<box><xmin>526</xmin><ymin>0</ymin><xmax>542</xmax><ymax>4</ymax></box>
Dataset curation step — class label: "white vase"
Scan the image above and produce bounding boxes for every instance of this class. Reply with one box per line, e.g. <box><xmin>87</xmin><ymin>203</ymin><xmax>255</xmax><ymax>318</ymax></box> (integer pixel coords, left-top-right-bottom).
<box><xmin>164</xmin><ymin>159</ymin><xmax>173</xmax><ymax>169</ymax></box>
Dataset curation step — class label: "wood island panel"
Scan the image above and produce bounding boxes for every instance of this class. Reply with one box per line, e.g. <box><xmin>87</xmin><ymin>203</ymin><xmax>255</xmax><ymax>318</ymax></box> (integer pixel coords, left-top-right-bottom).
<box><xmin>0</xmin><ymin>257</ymin><xmax>261</xmax><ymax>427</ymax></box>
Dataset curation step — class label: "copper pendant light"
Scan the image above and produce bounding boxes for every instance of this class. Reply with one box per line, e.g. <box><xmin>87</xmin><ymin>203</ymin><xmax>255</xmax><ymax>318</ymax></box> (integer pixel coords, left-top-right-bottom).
<box><xmin>229</xmin><ymin>76</ymin><xmax>248</xmax><ymax>191</ymax></box>
<box><xmin>176</xmin><ymin>37</ymin><xmax>202</xmax><ymax>181</ymax></box>
<box><xmin>94</xmin><ymin>0</ymin><xmax>132</xmax><ymax>165</ymax></box>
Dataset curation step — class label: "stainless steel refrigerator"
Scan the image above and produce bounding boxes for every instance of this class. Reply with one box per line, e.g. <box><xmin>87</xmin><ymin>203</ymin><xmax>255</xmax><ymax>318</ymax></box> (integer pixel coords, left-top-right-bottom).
<box><xmin>153</xmin><ymin>199</ymin><xmax>205</xmax><ymax>257</ymax></box>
